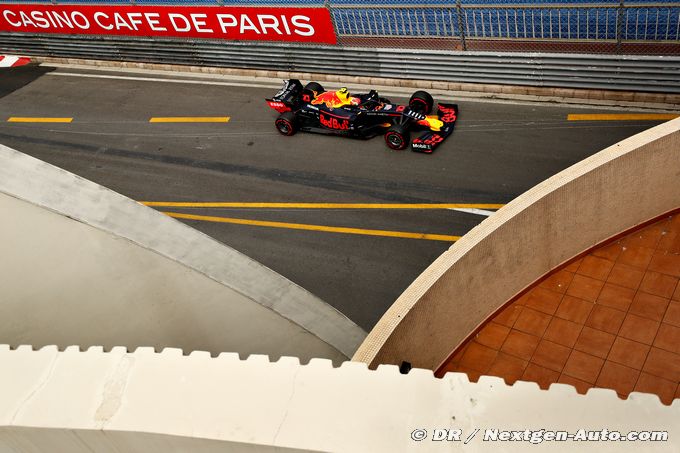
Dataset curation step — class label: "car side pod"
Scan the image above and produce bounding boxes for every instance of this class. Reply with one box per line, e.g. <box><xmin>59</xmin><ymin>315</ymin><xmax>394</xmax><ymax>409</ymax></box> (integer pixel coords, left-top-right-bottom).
<box><xmin>412</xmin><ymin>103</ymin><xmax>459</xmax><ymax>153</ymax></box>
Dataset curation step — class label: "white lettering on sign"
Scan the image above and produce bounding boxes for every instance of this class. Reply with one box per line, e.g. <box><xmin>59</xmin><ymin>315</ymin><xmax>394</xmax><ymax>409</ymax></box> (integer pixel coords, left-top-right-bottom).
<box><xmin>190</xmin><ymin>13</ymin><xmax>212</xmax><ymax>33</ymax></box>
<box><xmin>168</xmin><ymin>13</ymin><xmax>190</xmax><ymax>32</ymax></box>
<box><xmin>0</xmin><ymin>6</ymin><xmax>334</xmax><ymax>44</ymax></box>
<box><xmin>145</xmin><ymin>13</ymin><xmax>166</xmax><ymax>32</ymax></box>
<box><xmin>291</xmin><ymin>15</ymin><xmax>313</xmax><ymax>36</ymax></box>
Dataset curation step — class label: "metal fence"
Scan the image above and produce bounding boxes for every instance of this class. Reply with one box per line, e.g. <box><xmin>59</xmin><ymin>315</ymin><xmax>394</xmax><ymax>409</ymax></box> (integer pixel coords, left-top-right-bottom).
<box><xmin>1</xmin><ymin>1</ymin><xmax>679</xmax><ymax>92</ymax></box>
<box><xmin>333</xmin><ymin>4</ymin><xmax>680</xmax><ymax>41</ymax></box>
<box><xmin>2</xmin><ymin>1</ymin><xmax>677</xmax><ymax>53</ymax></box>
<box><xmin>330</xmin><ymin>2</ymin><xmax>680</xmax><ymax>54</ymax></box>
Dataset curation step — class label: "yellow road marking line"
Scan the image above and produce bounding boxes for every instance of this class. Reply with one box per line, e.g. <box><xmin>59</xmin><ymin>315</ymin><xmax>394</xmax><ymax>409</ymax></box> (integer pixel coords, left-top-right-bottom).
<box><xmin>162</xmin><ymin>211</ymin><xmax>461</xmax><ymax>242</ymax></box>
<box><xmin>7</xmin><ymin>117</ymin><xmax>73</xmax><ymax>123</ymax></box>
<box><xmin>149</xmin><ymin>117</ymin><xmax>230</xmax><ymax>123</ymax></box>
<box><xmin>143</xmin><ymin>202</ymin><xmax>504</xmax><ymax>209</ymax></box>
<box><xmin>567</xmin><ymin>113</ymin><xmax>678</xmax><ymax>121</ymax></box>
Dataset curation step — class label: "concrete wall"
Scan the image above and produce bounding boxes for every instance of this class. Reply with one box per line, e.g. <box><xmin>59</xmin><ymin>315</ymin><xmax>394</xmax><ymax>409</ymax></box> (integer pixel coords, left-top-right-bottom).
<box><xmin>355</xmin><ymin>117</ymin><xmax>680</xmax><ymax>370</ymax></box>
<box><xmin>0</xmin><ymin>144</ymin><xmax>365</xmax><ymax>363</ymax></box>
<box><xmin>0</xmin><ymin>346</ymin><xmax>677</xmax><ymax>452</ymax></box>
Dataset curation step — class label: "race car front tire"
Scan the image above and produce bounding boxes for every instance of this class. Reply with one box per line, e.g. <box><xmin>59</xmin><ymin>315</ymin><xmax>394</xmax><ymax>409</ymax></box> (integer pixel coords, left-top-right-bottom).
<box><xmin>385</xmin><ymin>125</ymin><xmax>410</xmax><ymax>151</ymax></box>
<box><xmin>409</xmin><ymin>90</ymin><xmax>434</xmax><ymax>115</ymax></box>
<box><xmin>275</xmin><ymin>111</ymin><xmax>298</xmax><ymax>136</ymax></box>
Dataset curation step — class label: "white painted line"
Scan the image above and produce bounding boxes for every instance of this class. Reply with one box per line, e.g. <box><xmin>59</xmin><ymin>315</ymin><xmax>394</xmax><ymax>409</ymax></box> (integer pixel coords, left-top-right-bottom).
<box><xmin>47</xmin><ymin>72</ymin><xmax>281</xmax><ymax>89</ymax></box>
<box><xmin>450</xmin><ymin>208</ymin><xmax>497</xmax><ymax>217</ymax></box>
<box><xmin>41</xmin><ymin>62</ymin><xmax>274</xmax><ymax>82</ymax></box>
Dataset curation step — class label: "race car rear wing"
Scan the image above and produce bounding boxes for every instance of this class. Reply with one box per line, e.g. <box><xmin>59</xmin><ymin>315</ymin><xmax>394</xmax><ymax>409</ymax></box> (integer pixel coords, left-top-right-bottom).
<box><xmin>411</xmin><ymin>103</ymin><xmax>459</xmax><ymax>153</ymax></box>
<box><xmin>266</xmin><ymin>79</ymin><xmax>303</xmax><ymax>113</ymax></box>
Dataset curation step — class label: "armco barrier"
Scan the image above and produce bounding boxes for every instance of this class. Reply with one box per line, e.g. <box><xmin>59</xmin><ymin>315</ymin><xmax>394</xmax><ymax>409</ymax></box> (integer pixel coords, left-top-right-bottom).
<box><xmin>1</xmin><ymin>34</ymin><xmax>680</xmax><ymax>92</ymax></box>
<box><xmin>0</xmin><ymin>1</ymin><xmax>679</xmax><ymax>92</ymax></box>
<box><xmin>353</xmin><ymin>116</ymin><xmax>680</xmax><ymax>370</ymax></box>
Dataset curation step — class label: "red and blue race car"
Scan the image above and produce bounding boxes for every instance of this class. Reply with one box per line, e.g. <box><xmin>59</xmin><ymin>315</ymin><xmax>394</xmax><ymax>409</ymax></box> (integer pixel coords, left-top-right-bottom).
<box><xmin>266</xmin><ymin>79</ymin><xmax>458</xmax><ymax>153</ymax></box>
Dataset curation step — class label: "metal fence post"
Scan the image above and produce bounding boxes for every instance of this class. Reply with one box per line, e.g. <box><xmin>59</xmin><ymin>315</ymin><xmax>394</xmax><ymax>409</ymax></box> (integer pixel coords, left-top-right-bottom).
<box><xmin>456</xmin><ymin>0</ymin><xmax>467</xmax><ymax>51</ymax></box>
<box><xmin>326</xmin><ymin>0</ymin><xmax>340</xmax><ymax>46</ymax></box>
<box><xmin>616</xmin><ymin>0</ymin><xmax>626</xmax><ymax>53</ymax></box>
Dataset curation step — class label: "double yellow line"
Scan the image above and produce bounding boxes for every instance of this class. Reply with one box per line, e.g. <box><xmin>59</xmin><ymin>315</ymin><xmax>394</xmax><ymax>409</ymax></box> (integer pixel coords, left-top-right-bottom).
<box><xmin>142</xmin><ymin>202</ymin><xmax>504</xmax><ymax>242</ymax></box>
<box><xmin>163</xmin><ymin>212</ymin><xmax>462</xmax><ymax>242</ymax></box>
<box><xmin>142</xmin><ymin>202</ymin><xmax>505</xmax><ymax>209</ymax></box>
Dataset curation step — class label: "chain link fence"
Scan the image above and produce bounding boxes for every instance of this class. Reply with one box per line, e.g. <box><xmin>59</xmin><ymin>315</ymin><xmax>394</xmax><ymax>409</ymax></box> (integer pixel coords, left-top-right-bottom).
<box><xmin>1</xmin><ymin>0</ymin><xmax>678</xmax><ymax>54</ymax></box>
<box><xmin>69</xmin><ymin>0</ymin><xmax>678</xmax><ymax>54</ymax></box>
<box><xmin>1</xmin><ymin>1</ymin><xmax>679</xmax><ymax>92</ymax></box>
<box><xmin>330</xmin><ymin>1</ymin><xmax>680</xmax><ymax>54</ymax></box>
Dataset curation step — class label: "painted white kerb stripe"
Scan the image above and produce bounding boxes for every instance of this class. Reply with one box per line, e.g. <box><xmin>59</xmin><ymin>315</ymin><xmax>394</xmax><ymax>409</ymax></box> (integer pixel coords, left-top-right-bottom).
<box><xmin>450</xmin><ymin>208</ymin><xmax>497</xmax><ymax>217</ymax></box>
<box><xmin>0</xmin><ymin>56</ymin><xmax>20</xmax><ymax>67</ymax></box>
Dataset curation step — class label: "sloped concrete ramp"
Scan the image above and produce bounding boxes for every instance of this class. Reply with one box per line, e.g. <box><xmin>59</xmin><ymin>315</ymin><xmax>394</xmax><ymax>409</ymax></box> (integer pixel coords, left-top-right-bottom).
<box><xmin>0</xmin><ymin>144</ymin><xmax>365</xmax><ymax>362</ymax></box>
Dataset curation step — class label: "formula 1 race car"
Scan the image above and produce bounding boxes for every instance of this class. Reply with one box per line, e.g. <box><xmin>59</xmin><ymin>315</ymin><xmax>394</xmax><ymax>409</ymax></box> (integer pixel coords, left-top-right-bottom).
<box><xmin>266</xmin><ymin>79</ymin><xmax>458</xmax><ymax>153</ymax></box>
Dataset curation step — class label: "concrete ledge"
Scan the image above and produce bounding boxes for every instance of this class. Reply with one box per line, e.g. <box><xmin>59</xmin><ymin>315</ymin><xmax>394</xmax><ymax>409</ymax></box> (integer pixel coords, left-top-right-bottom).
<box><xmin>0</xmin><ymin>346</ymin><xmax>677</xmax><ymax>452</ymax></box>
<box><xmin>0</xmin><ymin>145</ymin><xmax>365</xmax><ymax>362</ymax></box>
<box><xmin>33</xmin><ymin>57</ymin><xmax>680</xmax><ymax>110</ymax></box>
<box><xmin>354</xmin><ymin>117</ymin><xmax>680</xmax><ymax>370</ymax></box>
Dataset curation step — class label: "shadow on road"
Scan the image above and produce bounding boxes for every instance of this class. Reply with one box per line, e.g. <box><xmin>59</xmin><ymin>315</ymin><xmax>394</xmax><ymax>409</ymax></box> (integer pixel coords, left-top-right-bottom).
<box><xmin>0</xmin><ymin>64</ymin><xmax>55</xmax><ymax>100</ymax></box>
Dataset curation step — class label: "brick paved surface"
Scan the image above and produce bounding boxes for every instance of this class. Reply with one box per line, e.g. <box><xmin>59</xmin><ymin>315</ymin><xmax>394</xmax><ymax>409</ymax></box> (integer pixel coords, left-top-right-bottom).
<box><xmin>442</xmin><ymin>214</ymin><xmax>680</xmax><ymax>405</ymax></box>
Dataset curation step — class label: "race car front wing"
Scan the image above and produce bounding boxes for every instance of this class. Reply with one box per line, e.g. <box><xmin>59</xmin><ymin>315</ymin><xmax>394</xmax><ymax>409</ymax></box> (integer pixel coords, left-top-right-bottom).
<box><xmin>411</xmin><ymin>103</ymin><xmax>459</xmax><ymax>153</ymax></box>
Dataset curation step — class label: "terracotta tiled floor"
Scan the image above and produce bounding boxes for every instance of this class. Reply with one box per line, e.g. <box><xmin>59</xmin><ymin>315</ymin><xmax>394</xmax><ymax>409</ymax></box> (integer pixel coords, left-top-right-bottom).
<box><xmin>441</xmin><ymin>213</ymin><xmax>680</xmax><ymax>405</ymax></box>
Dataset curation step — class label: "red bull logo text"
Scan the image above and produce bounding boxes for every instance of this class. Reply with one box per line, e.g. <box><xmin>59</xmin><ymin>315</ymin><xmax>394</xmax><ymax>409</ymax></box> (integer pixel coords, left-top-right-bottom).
<box><xmin>438</xmin><ymin>104</ymin><xmax>457</xmax><ymax>123</ymax></box>
<box><xmin>320</xmin><ymin>113</ymin><xmax>349</xmax><ymax>130</ymax></box>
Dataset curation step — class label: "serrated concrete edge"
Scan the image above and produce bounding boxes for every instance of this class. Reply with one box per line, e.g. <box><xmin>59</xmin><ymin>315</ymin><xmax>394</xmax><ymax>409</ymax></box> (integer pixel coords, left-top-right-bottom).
<box><xmin>0</xmin><ymin>345</ymin><xmax>677</xmax><ymax>452</ymax></box>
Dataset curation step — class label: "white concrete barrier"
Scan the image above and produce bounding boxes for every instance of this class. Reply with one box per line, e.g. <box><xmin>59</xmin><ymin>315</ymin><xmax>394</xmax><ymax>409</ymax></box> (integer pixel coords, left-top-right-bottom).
<box><xmin>0</xmin><ymin>346</ymin><xmax>677</xmax><ymax>452</ymax></box>
<box><xmin>0</xmin><ymin>145</ymin><xmax>365</xmax><ymax>362</ymax></box>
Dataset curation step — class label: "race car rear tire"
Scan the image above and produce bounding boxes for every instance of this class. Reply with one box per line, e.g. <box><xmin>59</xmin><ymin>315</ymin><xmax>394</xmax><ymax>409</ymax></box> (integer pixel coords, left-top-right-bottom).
<box><xmin>304</xmin><ymin>82</ymin><xmax>324</xmax><ymax>94</ymax></box>
<box><xmin>275</xmin><ymin>111</ymin><xmax>298</xmax><ymax>136</ymax></box>
<box><xmin>409</xmin><ymin>90</ymin><xmax>434</xmax><ymax>115</ymax></box>
<box><xmin>384</xmin><ymin>125</ymin><xmax>410</xmax><ymax>151</ymax></box>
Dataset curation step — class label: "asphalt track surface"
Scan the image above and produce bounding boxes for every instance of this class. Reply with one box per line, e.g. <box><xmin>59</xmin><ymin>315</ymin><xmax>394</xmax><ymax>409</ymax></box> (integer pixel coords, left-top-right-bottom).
<box><xmin>0</xmin><ymin>64</ymin><xmax>672</xmax><ymax>330</ymax></box>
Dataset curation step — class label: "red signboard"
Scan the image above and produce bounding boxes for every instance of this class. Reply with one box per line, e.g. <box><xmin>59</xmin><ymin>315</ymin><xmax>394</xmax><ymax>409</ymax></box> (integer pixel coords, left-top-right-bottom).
<box><xmin>0</xmin><ymin>5</ymin><xmax>337</xmax><ymax>44</ymax></box>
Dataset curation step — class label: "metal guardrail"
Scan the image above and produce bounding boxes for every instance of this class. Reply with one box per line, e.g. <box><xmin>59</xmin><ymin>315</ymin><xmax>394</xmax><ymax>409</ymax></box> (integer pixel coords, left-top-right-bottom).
<box><xmin>1</xmin><ymin>34</ymin><xmax>679</xmax><ymax>92</ymax></box>
<box><xmin>0</xmin><ymin>2</ymin><xmax>678</xmax><ymax>92</ymax></box>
